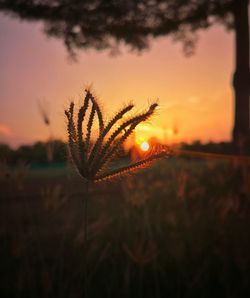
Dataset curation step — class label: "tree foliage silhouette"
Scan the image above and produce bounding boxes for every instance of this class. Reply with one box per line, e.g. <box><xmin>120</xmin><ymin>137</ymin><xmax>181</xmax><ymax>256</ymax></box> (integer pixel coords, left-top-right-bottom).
<box><xmin>0</xmin><ymin>0</ymin><xmax>249</xmax><ymax>152</ymax></box>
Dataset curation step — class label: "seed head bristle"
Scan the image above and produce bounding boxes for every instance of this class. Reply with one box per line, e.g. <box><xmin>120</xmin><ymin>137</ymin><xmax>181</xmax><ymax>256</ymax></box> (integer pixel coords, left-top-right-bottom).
<box><xmin>65</xmin><ymin>90</ymin><xmax>168</xmax><ymax>182</ymax></box>
<box><xmin>98</xmin><ymin>103</ymin><xmax>158</xmax><ymax>162</ymax></box>
<box><xmin>88</xmin><ymin>92</ymin><xmax>104</xmax><ymax>133</ymax></box>
<box><xmin>65</xmin><ymin>105</ymin><xmax>83</xmax><ymax>175</ymax></box>
<box><xmin>89</xmin><ymin>104</ymin><xmax>158</xmax><ymax>176</ymax></box>
<box><xmin>88</xmin><ymin>104</ymin><xmax>134</xmax><ymax>168</ymax></box>
<box><xmin>94</xmin><ymin>151</ymin><xmax>168</xmax><ymax>182</ymax></box>
<box><xmin>92</xmin><ymin>121</ymin><xmax>139</xmax><ymax>176</ymax></box>
<box><xmin>69</xmin><ymin>102</ymin><xmax>74</xmax><ymax>115</ymax></box>
<box><xmin>65</xmin><ymin>103</ymin><xmax>77</xmax><ymax>142</ymax></box>
<box><xmin>77</xmin><ymin>91</ymin><xmax>91</xmax><ymax>139</ymax></box>
<box><xmin>77</xmin><ymin>91</ymin><xmax>91</xmax><ymax>166</ymax></box>
<box><xmin>86</xmin><ymin>104</ymin><xmax>95</xmax><ymax>151</ymax></box>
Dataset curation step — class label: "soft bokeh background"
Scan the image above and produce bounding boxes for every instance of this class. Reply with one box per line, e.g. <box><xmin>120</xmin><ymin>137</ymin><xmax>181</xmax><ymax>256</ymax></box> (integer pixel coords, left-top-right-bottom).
<box><xmin>0</xmin><ymin>13</ymin><xmax>233</xmax><ymax>148</ymax></box>
<box><xmin>1</xmin><ymin>4</ymin><xmax>250</xmax><ymax>298</ymax></box>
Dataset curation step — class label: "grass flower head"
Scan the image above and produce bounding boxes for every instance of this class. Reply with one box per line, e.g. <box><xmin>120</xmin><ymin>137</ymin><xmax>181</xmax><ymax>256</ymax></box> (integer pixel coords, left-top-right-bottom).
<box><xmin>65</xmin><ymin>89</ymin><xmax>169</xmax><ymax>182</ymax></box>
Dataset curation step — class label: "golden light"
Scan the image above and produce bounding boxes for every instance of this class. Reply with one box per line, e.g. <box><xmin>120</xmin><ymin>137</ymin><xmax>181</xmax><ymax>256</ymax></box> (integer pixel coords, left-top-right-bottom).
<box><xmin>140</xmin><ymin>141</ymin><xmax>150</xmax><ymax>152</ymax></box>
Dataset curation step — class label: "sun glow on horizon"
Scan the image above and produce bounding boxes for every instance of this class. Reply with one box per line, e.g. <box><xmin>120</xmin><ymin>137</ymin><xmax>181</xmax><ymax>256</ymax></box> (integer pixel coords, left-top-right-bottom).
<box><xmin>140</xmin><ymin>141</ymin><xmax>150</xmax><ymax>152</ymax></box>
<box><xmin>134</xmin><ymin>124</ymin><xmax>164</xmax><ymax>143</ymax></box>
<box><xmin>0</xmin><ymin>15</ymin><xmax>233</xmax><ymax>147</ymax></box>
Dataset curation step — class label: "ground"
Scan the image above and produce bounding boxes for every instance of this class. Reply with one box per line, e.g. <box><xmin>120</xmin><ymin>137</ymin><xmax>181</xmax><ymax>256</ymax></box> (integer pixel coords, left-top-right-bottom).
<box><xmin>0</xmin><ymin>158</ymin><xmax>250</xmax><ymax>297</ymax></box>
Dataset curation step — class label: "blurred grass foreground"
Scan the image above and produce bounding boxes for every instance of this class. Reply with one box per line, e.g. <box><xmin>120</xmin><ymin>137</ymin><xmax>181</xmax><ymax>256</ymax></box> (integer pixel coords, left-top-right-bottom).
<box><xmin>0</xmin><ymin>141</ymin><xmax>250</xmax><ymax>298</ymax></box>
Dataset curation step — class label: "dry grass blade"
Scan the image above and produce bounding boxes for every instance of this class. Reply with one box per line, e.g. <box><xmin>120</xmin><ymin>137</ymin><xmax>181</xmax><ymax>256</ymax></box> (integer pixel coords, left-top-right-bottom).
<box><xmin>65</xmin><ymin>89</ymin><xmax>169</xmax><ymax>182</ymax></box>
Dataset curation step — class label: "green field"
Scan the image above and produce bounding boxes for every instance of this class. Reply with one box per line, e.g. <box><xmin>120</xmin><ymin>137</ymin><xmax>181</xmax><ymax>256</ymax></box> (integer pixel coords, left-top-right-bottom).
<box><xmin>1</xmin><ymin>158</ymin><xmax>250</xmax><ymax>297</ymax></box>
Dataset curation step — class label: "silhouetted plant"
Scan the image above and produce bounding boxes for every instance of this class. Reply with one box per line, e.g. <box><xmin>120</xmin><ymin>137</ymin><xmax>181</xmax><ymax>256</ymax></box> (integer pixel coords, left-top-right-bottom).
<box><xmin>65</xmin><ymin>88</ymin><xmax>169</xmax><ymax>297</ymax></box>
<box><xmin>65</xmin><ymin>89</ymin><xmax>169</xmax><ymax>182</ymax></box>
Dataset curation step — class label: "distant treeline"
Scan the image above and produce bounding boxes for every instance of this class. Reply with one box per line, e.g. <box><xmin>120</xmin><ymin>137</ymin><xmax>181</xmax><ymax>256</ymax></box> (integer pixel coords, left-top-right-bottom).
<box><xmin>181</xmin><ymin>141</ymin><xmax>236</xmax><ymax>155</ymax></box>
<box><xmin>0</xmin><ymin>140</ymin><xmax>241</xmax><ymax>165</ymax></box>
<box><xmin>0</xmin><ymin>140</ymin><xmax>67</xmax><ymax>165</ymax></box>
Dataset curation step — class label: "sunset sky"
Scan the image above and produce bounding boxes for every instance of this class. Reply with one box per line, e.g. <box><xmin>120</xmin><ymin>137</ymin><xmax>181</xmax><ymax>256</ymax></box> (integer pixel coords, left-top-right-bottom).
<box><xmin>0</xmin><ymin>13</ymin><xmax>234</xmax><ymax>148</ymax></box>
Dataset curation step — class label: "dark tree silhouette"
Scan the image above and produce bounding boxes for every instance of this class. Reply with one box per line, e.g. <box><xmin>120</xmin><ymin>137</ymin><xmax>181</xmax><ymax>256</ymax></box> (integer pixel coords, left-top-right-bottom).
<box><xmin>0</xmin><ymin>0</ymin><xmax>249</xmax><ymax>152</ymax></box>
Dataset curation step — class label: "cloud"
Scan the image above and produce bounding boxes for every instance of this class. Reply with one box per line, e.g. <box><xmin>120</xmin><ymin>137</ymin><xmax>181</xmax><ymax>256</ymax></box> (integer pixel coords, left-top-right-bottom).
<box><xmin>0</xmin><ymin>123</ymin><xmax>13</xmax><ymax>137</ymax></box>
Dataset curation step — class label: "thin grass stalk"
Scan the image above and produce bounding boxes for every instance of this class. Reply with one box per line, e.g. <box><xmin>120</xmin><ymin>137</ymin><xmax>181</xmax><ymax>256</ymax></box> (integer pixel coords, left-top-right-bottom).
<box><xmin>83</xmin><ymin>180</ymin><xmax>89</xmax><ymax>298</ymax></box>
<box><xmin>143</xmin><ymin>205</ymin><xmax>160</xmax><ymax>298</ymax></box>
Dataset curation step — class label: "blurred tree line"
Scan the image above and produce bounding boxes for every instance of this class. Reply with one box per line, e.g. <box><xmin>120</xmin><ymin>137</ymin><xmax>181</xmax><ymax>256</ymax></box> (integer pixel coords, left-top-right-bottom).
<box><xmin>0</xmin><ymin>140</ymin><xmax>67</xmax><ymax>165</ymax></box>
<box><xmin>181</xmin><ymin>141</ymin><xmax>235</xmax><ymax>154</ymax></box>
<box><xmin>1</xmin><ymin>139</ymin><xmax>246</xmax><ymax>166</ymax></box>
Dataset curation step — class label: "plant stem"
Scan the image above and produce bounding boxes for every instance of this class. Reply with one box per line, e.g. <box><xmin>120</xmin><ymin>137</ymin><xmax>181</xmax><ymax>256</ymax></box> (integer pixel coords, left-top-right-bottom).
<box><xmin>84</xmin><ymin>181</ymin><xmax>89</xmax><ymax>298</ymax></box>
<box><xmin>84</xmin><ymin>181</ymin><xmax>89</xmax><ymax>245</ymax></box>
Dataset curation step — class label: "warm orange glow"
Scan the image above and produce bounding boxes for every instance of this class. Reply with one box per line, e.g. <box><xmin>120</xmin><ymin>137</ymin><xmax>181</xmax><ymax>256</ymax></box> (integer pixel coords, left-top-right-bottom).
<box><xmin>0</xmin><ymin>16</ymin><xmax>233</xmax><ymax>147</ymax></box>
<box><xmin>140</xmin><ymin>141</ymin><xmax>150</xmax><ymax>151</ymax></box>
<box><xmin>134</xmin><ymin>124</ymin><xmax>164</xmax><ymax>144</ymax></box>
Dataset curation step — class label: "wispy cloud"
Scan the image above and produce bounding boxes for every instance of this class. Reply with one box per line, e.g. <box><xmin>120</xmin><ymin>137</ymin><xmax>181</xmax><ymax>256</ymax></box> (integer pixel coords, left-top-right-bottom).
<box><xmin>0</xmin><ymin>123</ymin><xmax>13</xmax><ymax>137</ymax></box>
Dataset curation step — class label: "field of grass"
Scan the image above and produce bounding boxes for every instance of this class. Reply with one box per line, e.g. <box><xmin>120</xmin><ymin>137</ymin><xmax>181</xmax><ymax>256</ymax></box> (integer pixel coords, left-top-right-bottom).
<box><xmin>1</xmin><ymin>157</ymin><xmax>250</xmax><ymax>298</ymax></box>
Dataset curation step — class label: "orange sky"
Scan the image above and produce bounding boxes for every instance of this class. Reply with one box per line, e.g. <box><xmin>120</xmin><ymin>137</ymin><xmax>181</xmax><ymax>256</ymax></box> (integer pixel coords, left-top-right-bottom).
<box><xmin>0</xmin><ymin>13</ymin><xmax>234</xmax><ymax>148</ymax></box>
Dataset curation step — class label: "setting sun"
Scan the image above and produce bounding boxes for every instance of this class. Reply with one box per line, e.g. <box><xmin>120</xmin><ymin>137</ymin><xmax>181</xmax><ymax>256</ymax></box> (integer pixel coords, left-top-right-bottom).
<box><xmin>140</xmin><ymin>141</ymin><xmax>150</xmax><ymax>152</ymax></box>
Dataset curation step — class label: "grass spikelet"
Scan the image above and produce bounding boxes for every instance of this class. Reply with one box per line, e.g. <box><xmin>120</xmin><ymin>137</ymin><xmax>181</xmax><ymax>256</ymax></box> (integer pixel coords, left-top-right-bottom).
<box><xmin>90</xmin><ymin>103</ymin><xmax>158</xmax><ymax>176</ymax></box>
<box><xmin>88</xmin><ymin>91</ymin><xmax>104</xmax><ymax>133</ymax></box>
<box><xmin>65</xmin><ymin>89</ymin><xmax>169</xmax><ymax>182</ymax></box>
<box><xmin>95</xmin><ymin>149</ymin><xmax>169</xmax><ymax>182</ymax></box>
<box><xmin>96</xmin><ymin>122</ymin><xmax>138</xmax><ymax>172</ymax></box>
<box><xmin>100</xmin><ymin>103</ymin><xmax>158</xmax><ymax>158</ymax></box>
<box><xmin>77</xmin><ymin>91</ymin><xmax>91</xmax><ymax>165</ymax></box>
<box><xmin>88</xmin><ymin>104</ymin><xmax>134</xmax><ymax>165</ymax></box>
<box><xmin>86</xmin><ymin>104</ymin><xmax>95</xmax><ymax>151</ymax></box>
<box><xmin>65</xmin><ymin>105</ymin><xmax>82</xmax><ymax>174</ymax></box>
